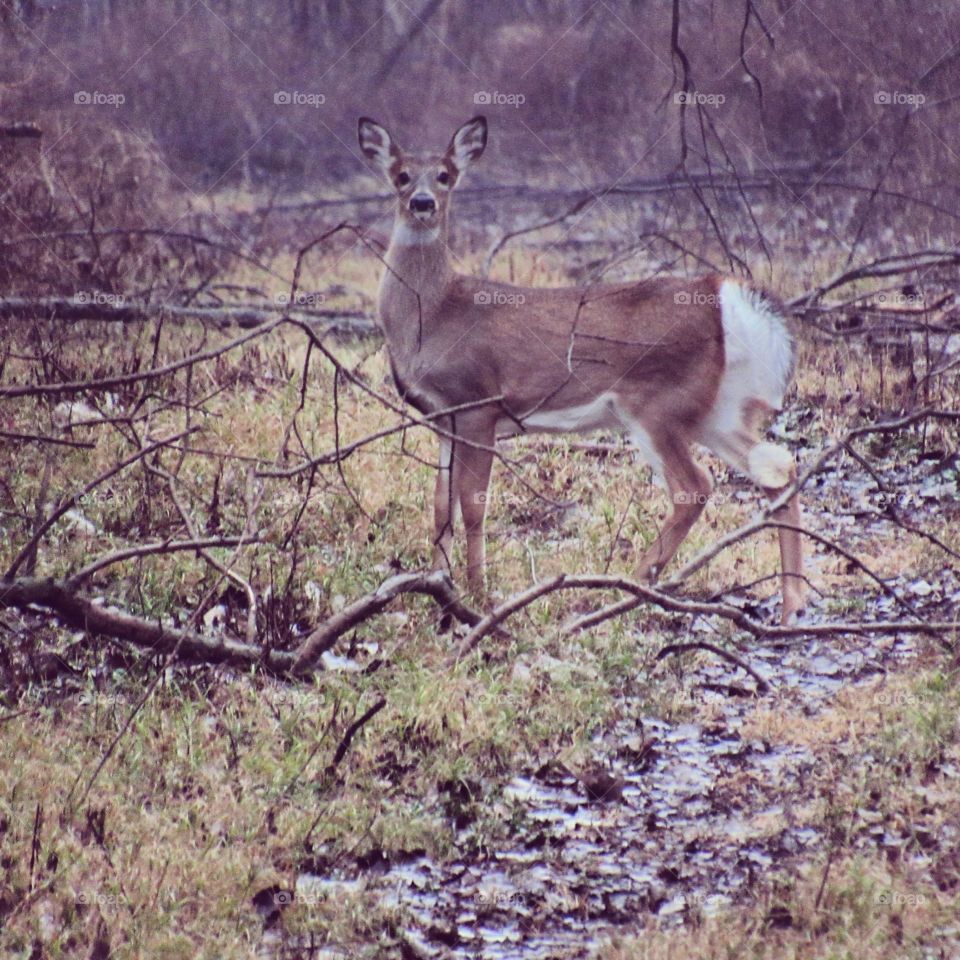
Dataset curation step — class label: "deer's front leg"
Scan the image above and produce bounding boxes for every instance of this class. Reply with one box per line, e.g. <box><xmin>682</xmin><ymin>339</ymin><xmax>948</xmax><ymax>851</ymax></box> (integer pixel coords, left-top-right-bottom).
<box><xmin>432</xmin><ymin>436</ymin><xmax>456</xmax><ymax>575</ymax></box>
<box><xmin>452</xmin><ymin>422</ymin><xmax>496</xmax><ymax>593</ymax></box>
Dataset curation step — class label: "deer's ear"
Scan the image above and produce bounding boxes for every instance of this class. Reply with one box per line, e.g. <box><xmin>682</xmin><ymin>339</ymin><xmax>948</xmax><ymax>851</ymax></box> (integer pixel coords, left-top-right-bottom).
<box><xmin>358</xmin><ymin>117</ymin><xmax>400</xmax><ymax>175</ymax></box>
<box><xmin>446</xmin><ymin>116</ymin><xmax>487</xmax><ymax>174</ymax></box>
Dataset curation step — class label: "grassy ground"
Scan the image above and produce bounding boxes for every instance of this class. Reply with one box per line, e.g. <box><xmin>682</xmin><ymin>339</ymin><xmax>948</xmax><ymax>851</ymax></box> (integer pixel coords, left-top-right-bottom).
<box><xmin>607</xmin><ymin>665</ymin><xmax>960</xmax><ymax>959</ymax></box>
<box><xmin>1</xmin><ymin>240</ymin><xmax>958</xmax><ymax>958</ymax></box>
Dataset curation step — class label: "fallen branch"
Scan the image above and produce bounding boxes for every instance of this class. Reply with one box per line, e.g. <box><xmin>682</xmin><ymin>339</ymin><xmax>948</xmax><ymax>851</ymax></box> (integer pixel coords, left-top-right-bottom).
<box><xmin>453</xmin><ymin>407</ymin><xmax>960</xmax><ymax>654</ymax></box>
<box><xmin>1</xmin><ymin>569</ymin><xmax>481</xmax><ymax>679</ymax></box>
<box><xmin>453</xmin><ymin>572</ymin><xmax>959</xmax><ymax>661</ymax></box>
<box><xmin>655</xmin><ymin>641</ymin><xmax>769</xmax><ymax>693</ymax></box>
<box><xmin>0</xmin><ymin>577</ymin><xmax>295</xmax><ymax>674</ymax></box>
<box><xmin>454</xmin><ymin>575</ymin><xmax>569</xmax><ymax>660</ymax></box>
<box><xmin>292</xmin><ymin>571</ymin><xmax>481</xmax><ymax>674</ymax></box>
<box><xmin>0</xmin><ymin>296</ymin><xmax>375</xmax><ymax>335</ymax></box>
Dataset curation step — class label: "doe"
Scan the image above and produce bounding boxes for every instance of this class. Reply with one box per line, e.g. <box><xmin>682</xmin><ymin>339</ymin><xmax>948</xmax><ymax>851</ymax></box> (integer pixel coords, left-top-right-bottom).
<box><xmin>358</xmin><ymin>115</ymin><xmax>805</xmax><ymax>622</ymax></box>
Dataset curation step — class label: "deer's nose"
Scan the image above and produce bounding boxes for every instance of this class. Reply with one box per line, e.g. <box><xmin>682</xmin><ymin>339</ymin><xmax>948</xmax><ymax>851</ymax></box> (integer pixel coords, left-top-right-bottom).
<box><xmin>409</xmin><ymin>193</ymin><xmax>436</xmax><ymax>213</ymax></box>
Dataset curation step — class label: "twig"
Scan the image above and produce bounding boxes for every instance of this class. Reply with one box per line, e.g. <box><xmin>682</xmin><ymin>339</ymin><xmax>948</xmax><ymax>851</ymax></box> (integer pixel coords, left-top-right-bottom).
<box><xmin>259</xmin><ymin>394</ymin><xmax>507</xmax><ymax>477</ymax></box>
<box><xmin>292</xmin><ymin>570</ymin><xmax>481</xmax><ymax>674</ymax></box>
<box><xmin>325</xmin><ymin>698</ymin><xmax>387</xmax><ymax>776</ymax></box>
<box><xmin>0</xmin><ymin>430</ymin><xmax>95</xmax><ymax>449</ymax></box>
<box><xmin>482</xmin><ymin>194</ymin><xmax>595</xmax><ymax>275</ymax></box>
<box><xmin>66</xmin><ymin>536</ymin><xmax>258</xmax><ymax>588</ymax></box>
<box><xmin>0</xmin><ymin>320</ymin><xmax>284</xmax><ymax>398</ymax></box>
<box><xmin>154</xmin><ymin>462</ymin><xmax>261</xmax><ymax>645</ymax></box>
<box><xmin>28</xmin><ymin>804</ymin><xmax>42</xmax><ymax>892</ymax></box>
<box><xmin>4</xmin><ymin>427</ymin><xmax>199</xmax><ymax>578</ymax></box>
<box><xmin>655</xmin><ymin>641</ymin><xmax>769</xmax><ymax>693</ymax></box>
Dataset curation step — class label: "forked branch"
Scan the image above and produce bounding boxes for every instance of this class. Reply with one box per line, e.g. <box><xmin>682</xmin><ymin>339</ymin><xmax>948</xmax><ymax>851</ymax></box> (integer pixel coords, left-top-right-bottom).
<box><xmin>0</xmin><ymin>570</ymin><xmax>481</xmax><ymax>680</ymax></box>
<box><xmin>452</xmin><ymin>572</ymin><xmax>958</xmax><ymax>663</ymax></box>
<box><xmin>292</xmin><ymin>571</ymin><xmax>481</xmax><ymax>674</ymax></box>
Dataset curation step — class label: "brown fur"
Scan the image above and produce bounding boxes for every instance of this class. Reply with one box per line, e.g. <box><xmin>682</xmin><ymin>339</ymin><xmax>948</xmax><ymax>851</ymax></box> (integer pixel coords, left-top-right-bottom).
<box><xmin>358</xmin><ymin>116</ymin><xmax>806</xmax><ymax>622</ymax></box>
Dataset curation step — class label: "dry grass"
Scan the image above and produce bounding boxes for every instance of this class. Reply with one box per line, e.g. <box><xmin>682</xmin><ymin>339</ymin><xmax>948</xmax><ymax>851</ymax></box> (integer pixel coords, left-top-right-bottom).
<box><xmin>1</xmin><ymin>240</ymin><xmax>958</xmax><ymax>957</ymax></box>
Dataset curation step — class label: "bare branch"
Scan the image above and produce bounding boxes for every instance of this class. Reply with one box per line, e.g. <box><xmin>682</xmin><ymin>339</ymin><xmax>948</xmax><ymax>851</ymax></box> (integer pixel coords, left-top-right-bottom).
<box><xmin>4</xmin><ymin>427</ymin><xmax>200</xmax><ymax>579</ymax></box>
<box><xmin>66</xmin><ymin>536</ymin><xmax>259</xmax><ymax>588</ymax></box>
<box><xmin>259</xmin><ymin>394</ymin><xmax>507</xmax><ymax>478</ymax></box>
<box><xmin>0</xmin><ymin>577</ymin><xmax>295</xmax><ymax>674</ymax></box>
<box><xmin>656</xmin><ymin>640</ymin><xmax>769</xmax><ymax>693</ymax></box>
<box><xmin>0</xmin><ymin>430</ymin><xmax>95</xmax><ymax>449</ymax></box>
<box><xmin>789</xmin><ymin>249</ymin><xmax>960</xmax><ymax>309</ymax></box>
<box><xmin>326</xmin><ymin>697</ymin><xmax>387</xmax><ymax>776</ymax></box>
<box><xmin>293</xmin><ymin>571</ymin><xmax>481</xmax><ymax>674</ymax></box>
<box><xmin>0</xmin><ymin>320</ymin><xmax>284</xmax><ymax>399</ymax></box>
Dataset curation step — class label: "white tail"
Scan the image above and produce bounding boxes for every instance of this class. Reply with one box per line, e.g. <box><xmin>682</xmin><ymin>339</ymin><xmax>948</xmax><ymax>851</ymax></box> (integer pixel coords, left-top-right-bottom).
<box><xmin>358</xmin><ymin>116</ymin><xmax>805</xmax><ymax>623</ymax></box>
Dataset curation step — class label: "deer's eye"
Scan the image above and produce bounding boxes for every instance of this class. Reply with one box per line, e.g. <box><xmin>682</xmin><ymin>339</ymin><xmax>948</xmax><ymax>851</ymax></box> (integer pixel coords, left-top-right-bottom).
<box><xmin>396</xmin><ymin>172</ymin><xmax>410</xmax><ymax>188</ymax></box>
<box><xmin>437</xmin><ymin>170</ymin><xmax>450</xmax><ymax>185</ymax></box>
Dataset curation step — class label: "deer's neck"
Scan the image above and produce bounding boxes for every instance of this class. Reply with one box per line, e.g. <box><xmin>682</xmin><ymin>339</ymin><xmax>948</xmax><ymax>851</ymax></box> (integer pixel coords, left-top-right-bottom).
<box><xmin>379</xmin><ymin>220</ymin><xmax>454</xmax><ymax>356</ymax></box>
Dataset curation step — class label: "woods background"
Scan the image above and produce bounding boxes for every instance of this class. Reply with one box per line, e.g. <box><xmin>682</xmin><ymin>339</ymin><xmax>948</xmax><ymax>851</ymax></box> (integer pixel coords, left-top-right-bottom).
<box><xmin>1</xmin><ymin>2</ymin><xmax>959</xmax><ymax>959</ymax></box>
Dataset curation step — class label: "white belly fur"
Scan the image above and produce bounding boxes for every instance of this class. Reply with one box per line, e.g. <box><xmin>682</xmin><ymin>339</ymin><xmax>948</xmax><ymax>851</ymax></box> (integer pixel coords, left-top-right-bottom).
<box><xmin>496</xmin><ymin>391</ymin><xmax>665</xmax><ymax>480</ymax></box>
<box><xmin>518</xmin><ymin>393</ymin><xmax>621</xmax><ymax>433</ymax></box>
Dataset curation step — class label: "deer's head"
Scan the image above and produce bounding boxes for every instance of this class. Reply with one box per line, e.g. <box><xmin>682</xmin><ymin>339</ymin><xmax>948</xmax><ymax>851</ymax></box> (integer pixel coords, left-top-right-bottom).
<box><xmin>358</xmin><ymin>116</ymin><xmax>487</xmax><ymax>237</ymax></box>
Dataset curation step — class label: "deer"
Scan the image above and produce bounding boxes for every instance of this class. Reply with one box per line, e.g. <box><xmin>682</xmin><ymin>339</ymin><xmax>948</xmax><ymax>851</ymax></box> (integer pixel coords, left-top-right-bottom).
<box><xmin>357</xmin><ymin>115</ymin><xmax>806</xmax><ymax>623</ymax></box>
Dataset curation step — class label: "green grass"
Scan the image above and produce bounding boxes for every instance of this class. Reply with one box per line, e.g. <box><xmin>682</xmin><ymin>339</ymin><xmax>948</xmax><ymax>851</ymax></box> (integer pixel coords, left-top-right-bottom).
<box><xmin>1</xmin><ymin>243</ymin><xmax>958</xmax><ymax>957</ymax></box>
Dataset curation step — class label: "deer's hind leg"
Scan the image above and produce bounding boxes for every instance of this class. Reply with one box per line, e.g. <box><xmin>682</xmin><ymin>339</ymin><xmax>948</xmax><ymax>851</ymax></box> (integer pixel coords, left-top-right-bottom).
<box><xmin>703</xmin><ymin>401</ymin><xmax>805</xmax><ymax>623</ymax></box>
<box><xmin>634</xmin><ymin>430</ymin><xmax>714</xmax><ymax>582</ymax></box>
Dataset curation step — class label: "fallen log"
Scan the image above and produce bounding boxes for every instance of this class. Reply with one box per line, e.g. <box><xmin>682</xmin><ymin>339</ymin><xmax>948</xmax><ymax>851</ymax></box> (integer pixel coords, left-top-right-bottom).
<box><xmin>0</xmin><ymin>296</ymin><xmax>378</xmax><ymax>336</ymax></box>
<box><xmin>0</xmin><ymin>122</ymin><xmax>42</xmax><ymax>139</ymax></box>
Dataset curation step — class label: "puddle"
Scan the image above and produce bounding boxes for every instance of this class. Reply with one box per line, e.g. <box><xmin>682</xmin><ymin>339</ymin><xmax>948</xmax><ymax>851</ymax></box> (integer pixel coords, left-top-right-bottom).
<box><xmin>271</xmin><ymin>629</ymin><xmax>923</xmax><ymax>959</ymax></box>
<box><xmin>261</xmin><ymin>440</ymin><xmax>956</xmax><ymax>958</ymax></box>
